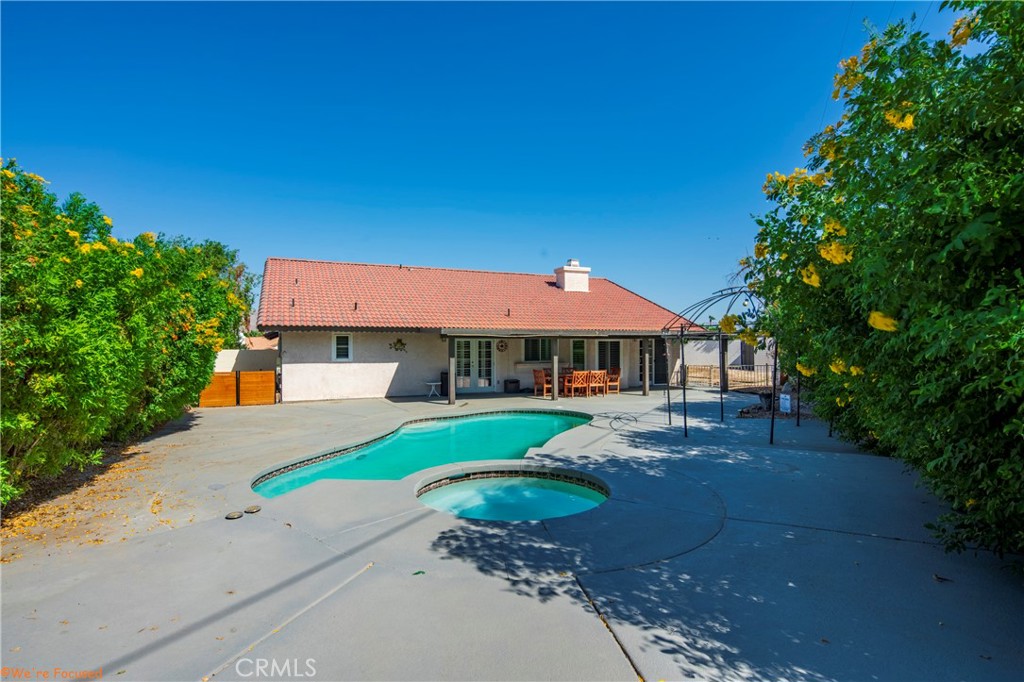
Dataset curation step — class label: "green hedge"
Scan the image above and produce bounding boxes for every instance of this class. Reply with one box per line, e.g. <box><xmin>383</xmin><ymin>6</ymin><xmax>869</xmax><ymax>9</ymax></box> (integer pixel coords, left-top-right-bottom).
<box><xmin>1</xmin><ymin>160</ymin><xmax>257</xmax><ymax>505</ymax></box>
<box><xmin>741</xmin><ymin>1</ymin><xmax>1023</xmax><ymax>556</ymax></box>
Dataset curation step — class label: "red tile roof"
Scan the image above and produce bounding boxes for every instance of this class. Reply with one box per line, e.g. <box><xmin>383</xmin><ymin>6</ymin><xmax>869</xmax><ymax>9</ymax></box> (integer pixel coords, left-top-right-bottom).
<box><xmin>258</xmin><ymin>258</ymin><xmax>694</xmax><ymax>335</ymax></box>
<box><xmin>245</xmin><ymin>335</ymin><xmax>279</xmax><ymax>351</ymax></box>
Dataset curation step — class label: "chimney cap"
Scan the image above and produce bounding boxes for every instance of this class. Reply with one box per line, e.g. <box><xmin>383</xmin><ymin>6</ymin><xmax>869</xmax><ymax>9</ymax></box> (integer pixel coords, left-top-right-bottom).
<box><xmin>566</xmin><ymin>258</ymin><xmax>580</xmax><ymax>267</ymax></box>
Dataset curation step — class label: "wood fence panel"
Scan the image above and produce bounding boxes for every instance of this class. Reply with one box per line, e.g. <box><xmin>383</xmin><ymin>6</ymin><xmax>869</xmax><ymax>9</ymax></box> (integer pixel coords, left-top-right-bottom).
<box><xmin>238</xmin><ymin>371</ymin><xmax>276</xmax><ymax>406</ymax></box>
<box><xmin>199</xmin><ymin>372</ymin><xmax>237</xmax><ymax>407</ymax></box>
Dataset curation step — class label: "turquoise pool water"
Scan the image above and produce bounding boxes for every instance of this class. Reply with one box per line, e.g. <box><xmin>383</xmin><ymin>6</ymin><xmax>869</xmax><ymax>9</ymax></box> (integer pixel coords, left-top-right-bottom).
<box><xmin>253</xmin><ymin>411</ymin><xmax>590</xmax><ymax>498</ymax></box>
<box><xmin>418</xmin><ymin>475</ymin><xmax>607</xmax><ymax>521</ymax></box>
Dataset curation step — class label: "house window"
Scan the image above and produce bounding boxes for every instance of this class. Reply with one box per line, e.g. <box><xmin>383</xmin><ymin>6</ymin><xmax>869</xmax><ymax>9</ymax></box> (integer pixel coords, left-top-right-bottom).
<box><xmin>571</xmin><ymin>340</ymin><xmax>586</xmax><ymax>369</ymax></box>
<box><xmin>598</xmin><ymin>341</ymin><xmax>621</xmax><ymax>370</ymax></box>
<box><xmin>333</xmin><ymin>334</ymin><xmax>352</xmax><ymax>361</ymax></box>
<box><xmin>524</xmin><ymin>338</ymin><xmax>552</xmax><ymax>362</ymax></box>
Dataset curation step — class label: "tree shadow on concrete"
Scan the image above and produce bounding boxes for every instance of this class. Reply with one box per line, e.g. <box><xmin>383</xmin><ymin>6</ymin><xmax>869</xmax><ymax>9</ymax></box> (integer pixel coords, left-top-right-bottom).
<box><xmin>426</xmin><ymin>417</ymin><xmax>845</xmax><ymax>681</ymax></box>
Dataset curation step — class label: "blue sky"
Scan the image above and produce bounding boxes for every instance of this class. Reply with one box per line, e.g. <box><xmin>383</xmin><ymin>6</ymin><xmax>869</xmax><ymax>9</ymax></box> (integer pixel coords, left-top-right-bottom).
<box><xmin>2</xmin><ymin>1</ymin><xmax>962</xmax><ymax>320</ymax></box>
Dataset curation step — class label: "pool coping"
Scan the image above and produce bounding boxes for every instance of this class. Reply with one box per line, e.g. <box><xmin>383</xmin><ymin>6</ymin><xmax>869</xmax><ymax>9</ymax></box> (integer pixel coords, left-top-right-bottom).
<box><xmin>414</xmin><ymin>462</ymin><xmax>612</xmax><ymax>499</ymax></box>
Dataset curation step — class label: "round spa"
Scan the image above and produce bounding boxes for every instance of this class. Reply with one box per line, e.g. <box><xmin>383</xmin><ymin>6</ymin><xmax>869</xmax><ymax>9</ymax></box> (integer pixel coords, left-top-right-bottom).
<box><xmin>416</xmin><ymin>467</ymin><xmax>609</xmax><ymax>522</ymax></box>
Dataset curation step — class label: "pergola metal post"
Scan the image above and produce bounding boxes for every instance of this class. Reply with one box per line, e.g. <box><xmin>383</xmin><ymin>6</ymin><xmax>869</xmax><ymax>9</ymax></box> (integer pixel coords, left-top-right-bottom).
<box><xmin>680</xmin><ymin>326</ymin><xmax>688</xmax><ymax>438</ymax></box>
<box><xmin>665</xmin><ymin>340</ymin><xmax>673</xmax><ymax>425</ymax></box>
<box><xmin>769</xmin><ymin>338</ymin><xmax>778</xmax><ymax>445</ymax></box>
<box><xmin>796</xmin><ymin>372</ymin><xmax>801</xmax><ymax>427</ymax></box>
<box><xmin>718</xmin><ymin>332</ymin><xmax>725</xmax><ymax>422</ymax></box>
<box><xmin>447</xmin><ymin>337</ymin><xmax>456</xmax><ymax>405</ymax></box>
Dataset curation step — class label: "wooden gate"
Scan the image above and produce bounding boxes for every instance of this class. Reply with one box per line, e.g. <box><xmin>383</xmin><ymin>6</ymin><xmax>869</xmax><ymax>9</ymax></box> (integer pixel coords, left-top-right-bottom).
<box><xmin>199</xmin><ymin>371</ymin><xmax>276</xmax><ymax>407</ymax></box>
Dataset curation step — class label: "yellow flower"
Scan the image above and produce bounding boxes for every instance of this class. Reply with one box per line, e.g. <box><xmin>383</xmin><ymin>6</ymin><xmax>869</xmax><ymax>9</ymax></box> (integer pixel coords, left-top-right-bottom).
<box><xmin>818</xmin><ymin>241</ymin><xmax>854</xmax><ymax>265</ymax></box>
<box><xmin>849</xmin><ymin>365</ymin><xmax>864</xmax><ymax>376</ymax></box>
<box><xmin>60</xmin><ymin>256</ymin><xmax>71</xmax><ymax>263</ymax></box>
<box><xmin>122</xmin><ymin>241</ymin><xmax>135</xmax><ymax>249</ymax></box>
<box><xmin>738</xmin><ymin>328</ymin><xmax>758</xmax><ymax>347</ymax></box>
<box><xmin>79</xmin><ymin>243</ymin><xmax>92</xmax><ymax>254</ymax></box>
<box><xmin>780</xmin><ymin>252</ymin><xmax>788</xmax><ymax>260</ymax></box>
<box><xmin>819</xmin><ymin>138</ymin><xmax>838</xmax><ymax>161</ymax></box>
<box><xmin>754</xmin><ymin>243</ymin><xmax>769</xmax><ymax>259</ymax></box>
<box><xmin>832</xmin><ymin>54</ymin><xmax>865</xmax><ymax>99</ymax></box>
<box><xmin>885</xmin><ymin>110</ymin><xmax>914</xmax><ymax>131</ymax></box>
<box><xmin>808</xmin><ymin>171</ymin><xmax>830</xmax><ymax>187</ymax></box>
<box><xmin>102</xmin><ymin>215</ymin><xmax>113</xmax><ymax>227</ymax></box>
<box><xmin>719</xmin><ymin>315</ymin><xmax>740</xmax><ymax>334</ymax></box>
<box><xmin>800</xmin><ymin>263</ymin><xmax>821</xmax><ymax>287</ymax></box>
<box><xmin>861</xmin><ymin>38</ymin><xmax>878</xmax><ymax>62</ymax></box>
<box><xmin>141</xmin><ymin>232</ymin><xmax>157</xmax><ymax>245</ymax></box>
<box><xmin>829</xmin><ymin>359</ymin><xmax>847</xmax><ymax>374</ymax></box>
<box><xmin>75</xmin><ymin>279</ymin><xmax>83</xmax><ymax>288</ymax></box>
<box><xmin>823</xmin><ymin>218</ymin><xmax>846</xmax><ymax>237</ymax></box>
<box><xmin>90</xmin><ymin>241</ymin><xmax>108</xmax><ymax>251</ymax></box>
<box><xmin>965</xmin><ymin>498</ymin><xmax>977</xmax><ymax>509</ymax></box>
<box><xmin>800</xmin><ymin>215</ymin><xmax>809</xmax><ymax>226</ymax></box>
<box><xmin>25</xmin><ymin>172</ymin><xmax>47</xmax><ymax>184</ymax></box>
<box><xmin>0</xmin><ymin>169</ymin><xmax>14</xmax><ymax>179</ymax></box>
<box><xmin>796</xmin><ymin>362</ymin><xmax>816</xmax><ymax>377</ymax></box>
<box><xmin>130</xmin><ymin>268</ymin><xmax>144</xmax><ymax>278</ymax></box>
<box><xmin>836</xmin><ymin>396</ymin><xmax>850</xmax><ymax>407</ymax></box>
<box><xmin>949</xmin><ymin>14</ymin><xmax>979</xmax><ymax>47</ymax></box>
<box><xmin>108</xmin><ymin>235</ymin><xmax>120</xmax><ymax>245</ymax></box>
<box><xmin>66</xmin><ymin>229</ymin><xmax>80</xmax><ymax>240</ymax></box>
<box><xmin>868</xmin><ymin>311</ymin><xmax>898</xmax><ymax>332</ymax></box>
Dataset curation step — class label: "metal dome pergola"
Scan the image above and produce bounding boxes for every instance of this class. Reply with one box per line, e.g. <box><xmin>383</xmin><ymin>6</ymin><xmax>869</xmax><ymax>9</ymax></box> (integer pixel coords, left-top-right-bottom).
<box><xmin>660</xmin><ymin>286</ymin><xmax>793</xmax><ymax>444</ymax></box>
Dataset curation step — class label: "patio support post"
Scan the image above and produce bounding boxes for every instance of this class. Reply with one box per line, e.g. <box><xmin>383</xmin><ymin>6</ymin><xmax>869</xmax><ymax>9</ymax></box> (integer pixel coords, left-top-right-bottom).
<box><xmin>551</xmin><ymin>338</ymin><xmax>559</xmax><ymax>400</ymax></box>
<box><xmin>447</xmin><ymin>337</ymin><xmax>456</xmax><ymax>405</ymax></box>
<box><xmin>642</xmin><ymin>338</ymin><xmax>651</xmax><ymax>396</ymax></box>
<box><xmin>680</xmin><ymin>327</ymin><xmax>688</xmax><ymax>437</ymax></box>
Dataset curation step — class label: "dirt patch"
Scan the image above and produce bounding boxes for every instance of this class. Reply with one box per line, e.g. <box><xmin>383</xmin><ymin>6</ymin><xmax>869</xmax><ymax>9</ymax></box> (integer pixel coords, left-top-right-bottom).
<box><xmin>1</xmin><ymin>442</ymin><xmax>191</xmax><ymax>563</ymax></box>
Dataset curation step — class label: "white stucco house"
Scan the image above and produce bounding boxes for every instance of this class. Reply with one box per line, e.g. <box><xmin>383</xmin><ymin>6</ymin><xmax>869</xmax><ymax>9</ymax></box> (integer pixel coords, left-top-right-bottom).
<box><xmin>257</xmin><ymin>257</ymin><xmax>723</xmax><ymax>403</ymax></box>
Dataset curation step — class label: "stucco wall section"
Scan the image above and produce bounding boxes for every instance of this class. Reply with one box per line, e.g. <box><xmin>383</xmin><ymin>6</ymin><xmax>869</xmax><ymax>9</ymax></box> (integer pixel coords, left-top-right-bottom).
<box><xmin>280</xmin><ymin>331</ymin><xmax>450</xmax><ymax>401</ymax></box>
<box><xmin>213</xmin><ymin>349</ymin><xmax>278</xmax><ymax>372</ymax></box>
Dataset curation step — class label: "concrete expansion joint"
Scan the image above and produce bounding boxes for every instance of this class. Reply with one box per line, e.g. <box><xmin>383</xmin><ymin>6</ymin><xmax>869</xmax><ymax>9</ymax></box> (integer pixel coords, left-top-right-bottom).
<box><xmin>573</xmin><ymin>572</ymin><xmax>646</xmax><ymax>682</ymax></box>
<box><xmin>727</xmin><ymin>515</ymin><xmax>947</xmax><ymax>546</ymax></box>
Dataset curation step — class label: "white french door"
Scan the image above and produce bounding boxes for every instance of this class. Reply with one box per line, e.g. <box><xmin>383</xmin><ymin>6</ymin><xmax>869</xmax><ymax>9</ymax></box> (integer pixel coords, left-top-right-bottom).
<box><xmin>455</xmin><ymin>339</ymin><xmax>494</xmax><ymax>391</ymax></box>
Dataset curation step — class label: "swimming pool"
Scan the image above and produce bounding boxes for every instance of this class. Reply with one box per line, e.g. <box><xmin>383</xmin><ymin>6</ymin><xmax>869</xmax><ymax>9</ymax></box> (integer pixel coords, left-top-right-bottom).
<box><xmin>252</xmin><ymin>410</ymin><xmax>590</xmax><ymax>498</ymax></box>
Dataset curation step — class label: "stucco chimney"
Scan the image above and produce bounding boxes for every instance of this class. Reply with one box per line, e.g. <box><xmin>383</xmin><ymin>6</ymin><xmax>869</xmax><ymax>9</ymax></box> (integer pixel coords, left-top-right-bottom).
<box><xmin>554</xmin><ymin>258</ymin><xmax>590</xmax><ymax>292</ymax></box>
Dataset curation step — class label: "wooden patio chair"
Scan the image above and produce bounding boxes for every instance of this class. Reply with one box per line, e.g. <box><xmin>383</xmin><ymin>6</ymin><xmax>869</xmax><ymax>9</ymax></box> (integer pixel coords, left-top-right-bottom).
<box><xmin>606</xmin><ymin>368</ymin><xmax>621</xmax><ymax>394</ymax></box>
<box><xmin>532</xmin><ymin>369</ymin><xmax>552</xmax><ymax>398</ymax></box>
<box><xmin>588</xmin><ymin>370</ymin><xmax>607</xmax><ymax>396</ymax></box>
<box><xmin>569</xmin><ymin>370</ymin><xmax>590</xmax><ymax>398</ymax></box>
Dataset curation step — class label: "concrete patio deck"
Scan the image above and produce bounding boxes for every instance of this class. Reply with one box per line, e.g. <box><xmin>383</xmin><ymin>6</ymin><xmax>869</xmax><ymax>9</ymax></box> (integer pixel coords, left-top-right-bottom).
<box><xmin>2</xmin><ymin>388</ymin><xmax>1021</xmax><ymax>681</ymax></box>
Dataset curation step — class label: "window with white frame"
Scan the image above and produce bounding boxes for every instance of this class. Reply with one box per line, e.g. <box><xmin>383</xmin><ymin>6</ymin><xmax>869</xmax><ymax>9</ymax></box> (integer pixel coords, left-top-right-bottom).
<box><xmin>333</xmin><ymin>334</ymin><xmax>352</xmax><ymax>361</ymax></box>
<box><xmin>523</xmin><ymin>338</ymin><xmax>552</xmax><ymax>362</ymax></box>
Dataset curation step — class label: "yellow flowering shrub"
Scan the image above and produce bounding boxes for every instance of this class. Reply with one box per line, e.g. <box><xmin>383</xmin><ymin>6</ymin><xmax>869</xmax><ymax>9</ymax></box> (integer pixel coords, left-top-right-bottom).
<box><xmin>0</xmin><ymin>159</ymin><xmax>257</xmax><ymax>505</ymax></box>
<box><xmin>747</xmin><ymin>2</ymin><xmax>1024</xmax><ymax>556</ymax></box>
